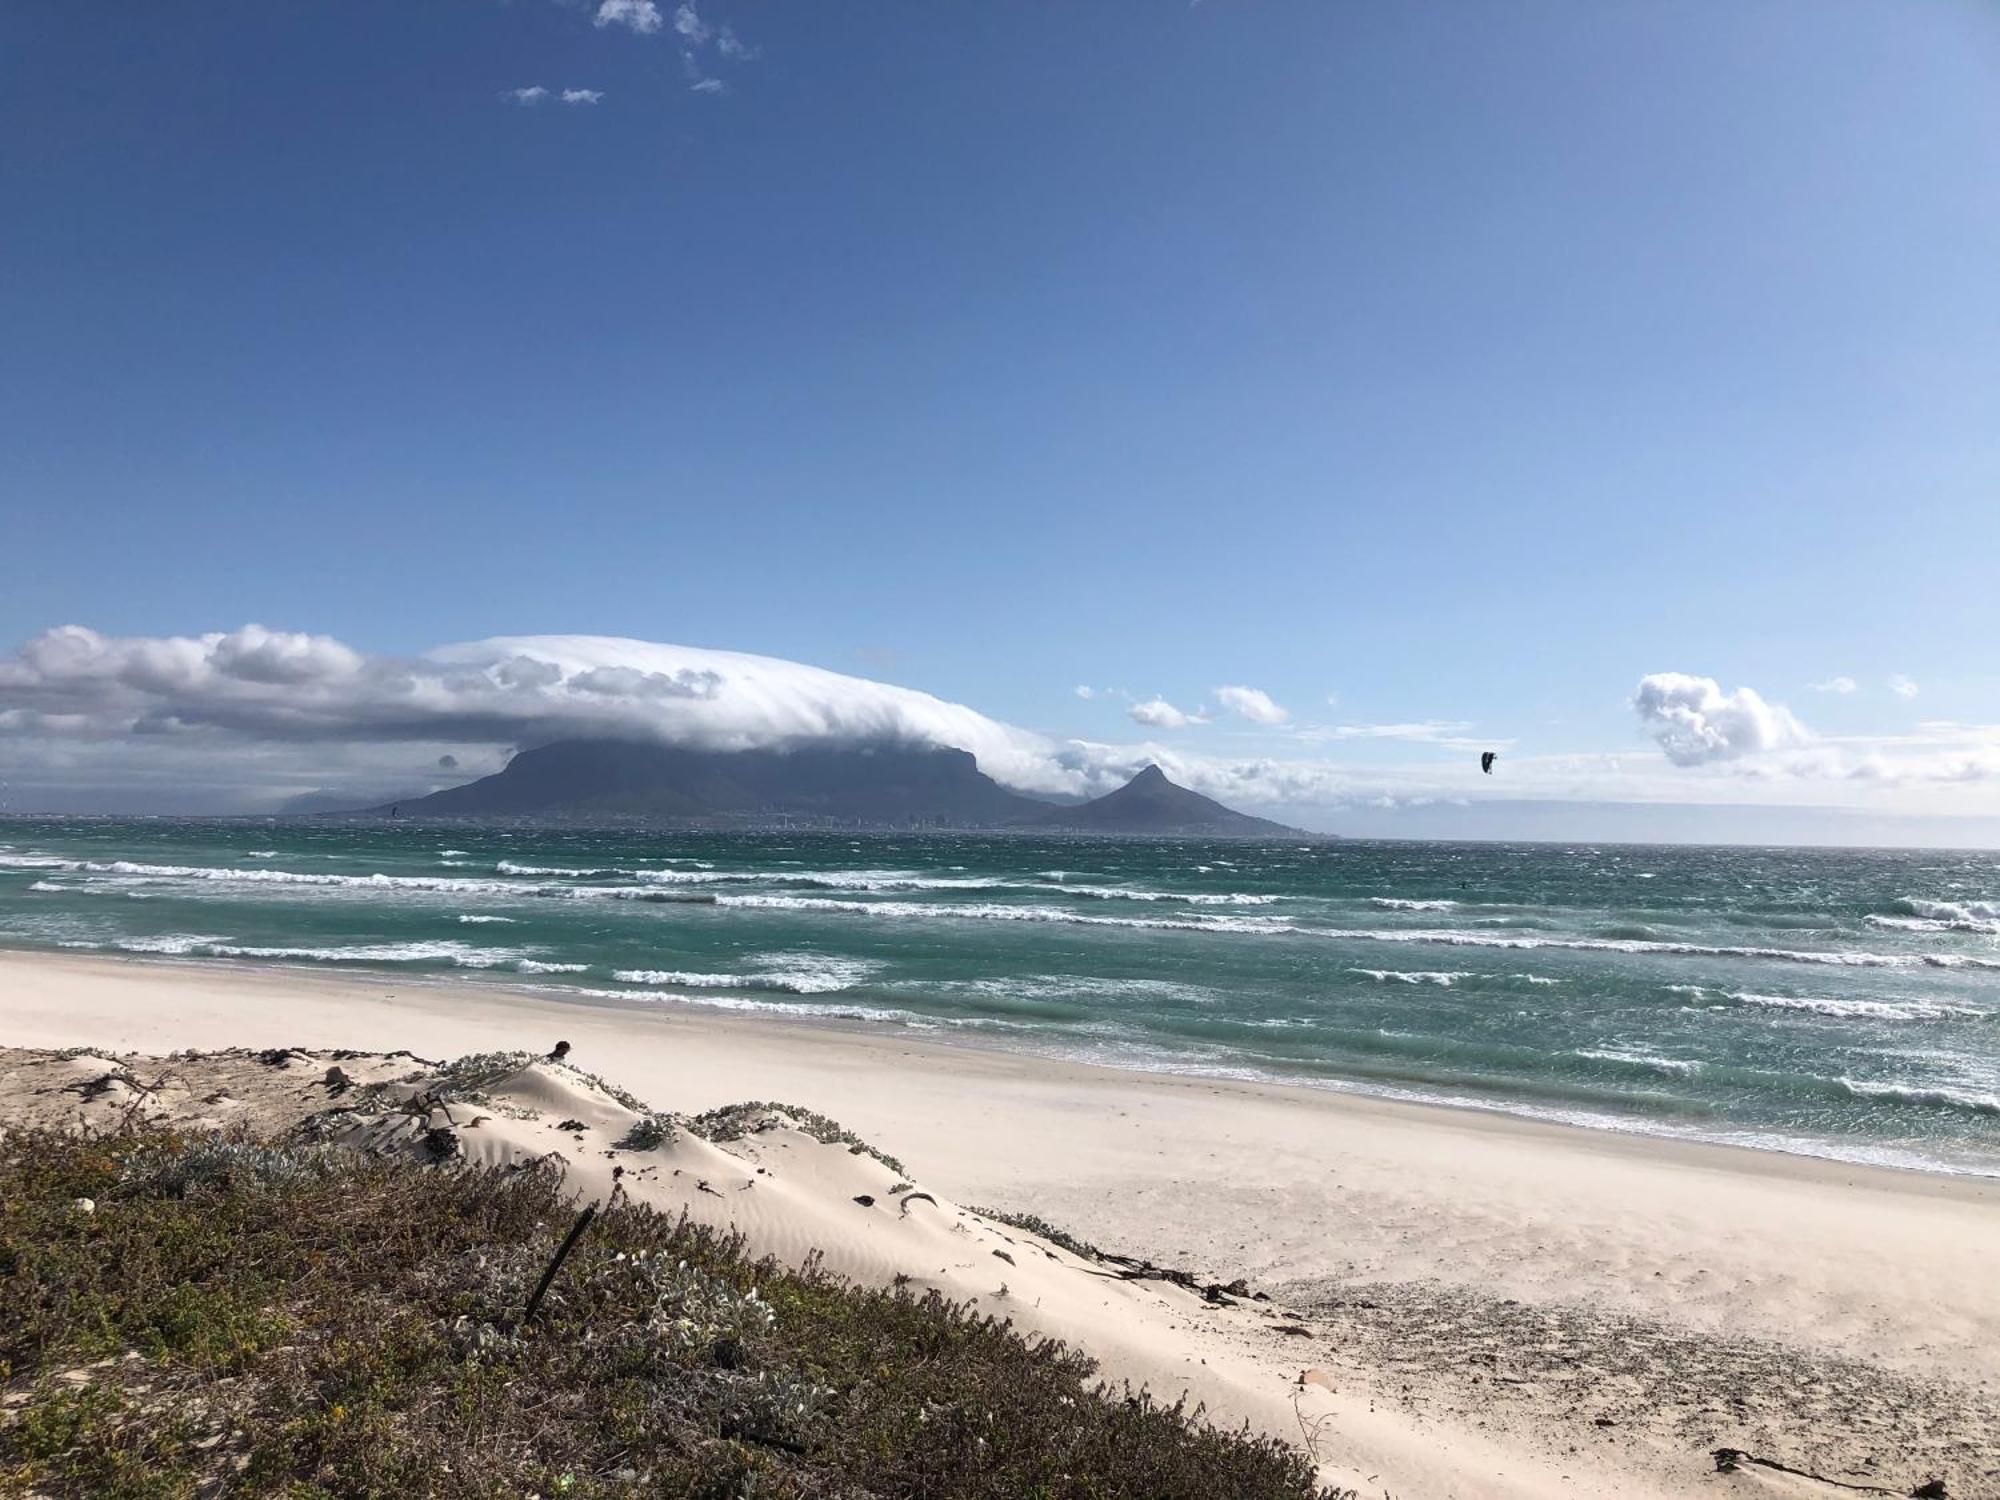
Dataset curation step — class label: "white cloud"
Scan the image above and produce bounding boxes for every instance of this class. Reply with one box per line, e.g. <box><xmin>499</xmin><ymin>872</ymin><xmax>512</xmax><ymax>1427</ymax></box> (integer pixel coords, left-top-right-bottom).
<box><xmin>1214</xmin><ymin>684</ymin><xmax>1289</xmax><ymax>726</ymax></box>
<box><xmin>560</xmin><ymin>88</ymin><xmax>605</xmax><ymax>105</ymax></box>
<box><xmin>689</xmin><ymin>76</ymin><xmax>726</xmax><ymax>94</ymax></box>
<box><xmin>507</xmin><ymin>86</ymin><xmax>550</xmax><ymax>105</ymax></box>
<box><xmin>594</xmin><ymin>0</ymin><xmax>663</xmax><ymax>34</ymax></box>
<box><xmin>1072</xmin><ymin>685</ymin><xmax>1096</xmax><ymax>701</ymax></box>
<box><xmin>672</xmin><ymin>1</ymin><xmax>711</xmax><ymax>42</ymax></box>
<box><xmin>2</xmin><ymin>626</ymin><xmax>1992</xmax><ymax>822</ymax></box>
<box><xmin>1300</xmin><ymin>720</ymin><xmax>1484</xmax><ymax>748</ymax></box>
<box><xmin>1889</xmin><ymin>674</ymin><xmax>1920</xmax><ymax>699</ymax></box>
<box><xmin>1811</xmin><ymin>676</ymin><xmax>1858</xmax><ymax>695</ymax></box>
<box><xmin>1631</xmin><ymin>673</ymin><xmax>1809</xmax><ymax>767</ymax></box>
<box><xmin>0</xmin><ymin>626</ymin><xmax>1080</xmax><ymax>798</ymax></box>
<box><xmin>1128</xmin><ymin>698</ymin><xmax>1201</xmax><ymax>730</ymax></box>
<box><xmin>715</xmin><ymin>26</ymin><xmax>757</xmax><ymax>60</ymax></box>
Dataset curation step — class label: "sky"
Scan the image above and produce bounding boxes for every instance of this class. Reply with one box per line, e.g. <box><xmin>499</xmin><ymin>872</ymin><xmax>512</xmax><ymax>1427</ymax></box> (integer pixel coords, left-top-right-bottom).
<box><xmin>1</xmin><ymin>1</ymin><xmax>1997</xmax><ymax>841</ymax></box>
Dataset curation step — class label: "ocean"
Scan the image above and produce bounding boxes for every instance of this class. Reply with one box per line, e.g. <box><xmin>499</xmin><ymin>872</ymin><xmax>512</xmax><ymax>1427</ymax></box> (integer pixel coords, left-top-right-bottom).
<box><xmin>3</xmin><ymin>819</ymin><xmax>1996</xmax><ymax>1176</ymax></box>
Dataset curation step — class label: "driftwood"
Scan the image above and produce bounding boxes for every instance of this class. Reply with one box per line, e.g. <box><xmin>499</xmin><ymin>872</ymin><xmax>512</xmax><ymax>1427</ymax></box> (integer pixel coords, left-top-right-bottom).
<box><xmin>1712</xmin><ymin>1447</ymin><xmax>1946</xmax><ymax>1498</ymax></box>
<box><xmin>523</xmin><ymin>1203</ymin><xmax>598</xmax><ymax>1325</ymax></box>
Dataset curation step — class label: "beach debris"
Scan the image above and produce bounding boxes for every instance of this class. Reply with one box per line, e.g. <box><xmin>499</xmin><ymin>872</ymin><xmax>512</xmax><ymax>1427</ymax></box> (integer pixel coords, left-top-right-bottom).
<box><xmin>523</xmin><ymin>1203</ymin><xmax>597</xmax><ymax>1326</ymax></box>
<box><xmin>72</xmin><ymin>1197</ymin><xmax>95</xmax><ymax>1214</ymax></box>
<box><xmin>555</xmin><ymin>1119</ymin><xmax>587</xmax><ymax>1133</ymax></box>
<box><xmin>323</xmin><ymin>1066</ymin><xmax>352</xmax><ymax>1095</ymax></box>
<box><xmin>898</xmin><ymin>1190</ymin><xmax>938</xmax><ymax>1216</ymax></box>
<box><xmin>421</xmin><ymin>1125</ymin><xmax>459</xmax><ymax>1162</ymax></box>
<box><xmin>993</xmin><ymin>1250</ymin><xmax>1016</xmax><ymax>1266</ymax></box>
<box><xmin>257</xmin><ymin>1048</ymin><xmax>302</xmax><ymax>1068</ymax></box>
<box><xmin>1710</xmin><ymin>1447</ymin><xmax>1945</xmax><ymax>1497</ymax></box>
<box><xmin>852</xmin><ymin>1194</ymin><xmax>876</xmax><ymax>1208</ymax></box>
<box><xmin>64</xmin><ymin>1070</ymin><xmax>135</xmax><ymax>1103</ymax></box>
<box><xmin>548</xmin><ymin>1040</ymin><xmax>571</xmax><ymax>1062</ymax></box>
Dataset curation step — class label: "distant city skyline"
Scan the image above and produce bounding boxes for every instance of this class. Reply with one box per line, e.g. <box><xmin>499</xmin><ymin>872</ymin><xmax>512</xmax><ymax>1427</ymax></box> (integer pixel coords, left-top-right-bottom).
<box><xmin>2</xmin><ymin>2</ymin><xmax>1996</xmax><ymax>842</ymax></box>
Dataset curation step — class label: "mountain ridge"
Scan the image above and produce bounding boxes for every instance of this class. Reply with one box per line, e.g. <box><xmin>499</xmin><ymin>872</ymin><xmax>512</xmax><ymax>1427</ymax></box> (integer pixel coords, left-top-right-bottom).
<box><xmin>366</xmin><ymin>739</ymin><xmax>1311</xmax><ymax>837</ymax></box>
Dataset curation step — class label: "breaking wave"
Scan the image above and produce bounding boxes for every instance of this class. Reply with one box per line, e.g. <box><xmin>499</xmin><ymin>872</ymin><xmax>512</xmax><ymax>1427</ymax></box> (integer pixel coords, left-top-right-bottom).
<box><xmin>1723</xmin><ymin>991</ymin><xmax>1989</xmax><ymax>1023</ymax></box>
<box><xmin>611</xmin><ymin>955</ymin><xmax>881</xmax><ymax>995</ymax></box>
<box><xmin>1838</xmin><ymin>1079</ymin><xmax>2000</xmax><ymax>1116</ymax></box>
<box><xmin>1348</xmin><ymin>968</ymin><xmax>1473</xmax><ymax>986</ymax></box>
<box><xmin>1574</xmin><ymin>1048</ymin><xmax>1702</xmax><ymax>1077</ymax></box>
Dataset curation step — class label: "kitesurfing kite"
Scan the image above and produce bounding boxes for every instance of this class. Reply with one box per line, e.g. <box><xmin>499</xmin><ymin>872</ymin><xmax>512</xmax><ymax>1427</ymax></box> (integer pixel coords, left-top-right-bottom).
<box><xmin>1480</xmin><ymin>752</ymin><xmax>1497</xmax><ymax>775</ymax></box>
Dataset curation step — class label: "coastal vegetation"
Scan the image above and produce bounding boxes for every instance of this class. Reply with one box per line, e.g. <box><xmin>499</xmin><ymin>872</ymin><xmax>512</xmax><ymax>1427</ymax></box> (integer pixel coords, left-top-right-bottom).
<box><xmin>0</xmin><ymin>1127</ymin><xmax>1335</xmax><ymax>1499</ymax></box>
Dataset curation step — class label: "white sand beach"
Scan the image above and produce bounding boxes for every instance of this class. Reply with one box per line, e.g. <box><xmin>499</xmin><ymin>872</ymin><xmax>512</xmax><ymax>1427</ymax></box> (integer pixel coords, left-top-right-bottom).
<box><xmin>3</xmin><ymin>949</ymin><xmax>1996</xmax><ymax>1499</ymax></box>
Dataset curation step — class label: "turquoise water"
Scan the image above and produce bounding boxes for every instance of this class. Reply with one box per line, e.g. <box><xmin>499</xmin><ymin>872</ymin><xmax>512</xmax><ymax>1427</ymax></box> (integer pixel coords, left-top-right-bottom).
<box><xmin>3</xmin><ymin>819</ymin><xmax>1997</xmax><ymax>1175</ymax></box>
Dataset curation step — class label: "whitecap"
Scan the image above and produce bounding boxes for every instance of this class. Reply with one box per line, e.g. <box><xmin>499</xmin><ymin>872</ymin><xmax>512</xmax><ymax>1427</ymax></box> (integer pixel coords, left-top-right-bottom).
<box><xmin>1573</xmin><ymin>1048</ymin><xmax>1701</xmax><ymax>1076</ymax></box>
<box><xmin>1725</xmin><ymin>991</ymin><xmax>1988</xmax><ymax>1022</ymax></box>
<box><xmin>1347</xmin><ymin>967</ymin><xmax>1473</xmax><ymax>986</ymax></box>
<box><xmin>1838</xmin><ymin>1078</ymin><xmax>2000</xmax><ymax>1115</ymax></box>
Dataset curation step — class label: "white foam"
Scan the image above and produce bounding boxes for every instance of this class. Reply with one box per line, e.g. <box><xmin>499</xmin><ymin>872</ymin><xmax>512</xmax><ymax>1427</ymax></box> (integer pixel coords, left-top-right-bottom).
<box><xmin>203</xmin><ymin>940</ymin><xmax>531</xmax><ymax>968</ymax></box>
<box><xmin>1725</xmin><ymin>991</ymin><xmax>1989</xmax><ymax>1023</ymax></box>
<box><xmin>1573</xmin><ymin>1048</ymin><xmax>1701</xmax><ymax>1076</ymax></box>
<box><xmin>1347</xmin><ymin>967</ymin><xmax>1473</xmax><ymax>986</ymax></box>
<box><xmin>0</xmin><ymin>855</ymin><xmax>72</xmax><ymax>869</ymax></box>
<box><xmin>1839</xmin><ymin>1078</ymin><xmax>2000</xmax><ymax>1115</ymax></box>
<box><xmin>457</xmin><ymin>914</ymin><xmax>517</xmax><ymax>925</ymax></box>
<box><xmin>114</xmin><ymin>933</ymin><xmax>234</xmax><ymax>956</ymax></box>
<box><xmin>27</xmin><ymin>880</ymin><xmax>65</xmax><ymax>893</ymax></box>
<box><xmin>69</xmin><ymin>860</ymin><xmax>528</xmax><ymax>896</ymax></box>
<box><xmin>712</xmin><ymin>893</ymin><xmax>1289</xmax><ymax>935</ymax></box>
<box><xmin>515</xmin><ymin>959</ymin><xmax>589</xmax><ymax>975</ymax></box>
<box><xmin>611</xmin><ymin>955</ymin><xmax>880</xmax><ymax>995</ymax></box>
<box><xmin>1369</xmin><ymin>897</ymin><xmax>1458</xmax><ymax>912</ymax></box>
<box><xmin>245</xmin><ymin>850</ymin><xmax>279</xmax><ymax>858</ymax></box>
<box><xmin>551</xmin><ymin>986</ymin><xmax>922</xmax><ymax>1025</ymax></box>
<box><xmin>1895</xmin><ymin>896</ymin><xmax>2000</xmax><ymax>922</ymax></box>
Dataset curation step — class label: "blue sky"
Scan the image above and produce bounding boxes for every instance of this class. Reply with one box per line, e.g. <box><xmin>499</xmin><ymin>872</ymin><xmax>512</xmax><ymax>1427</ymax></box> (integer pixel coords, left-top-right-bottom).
<box><xmin>2</xmin><ymin>1</ymin><xmax>1998</xmax><ymax>836</ymax></box>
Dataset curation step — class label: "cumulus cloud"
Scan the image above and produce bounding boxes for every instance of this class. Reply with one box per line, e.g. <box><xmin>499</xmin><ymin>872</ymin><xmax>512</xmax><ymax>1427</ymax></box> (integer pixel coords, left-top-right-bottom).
<box><xmin>1890</xmin><ymin>674</ymin><xmax>1920</xmax><ymax>700</ymax></box>
<box><xmin>1073</xmin><ymin>685</ymin><xmax>1096</xmax><ymax>701</ymax></box>
<box><xmin>715</xmin><ymin>26</ymin><xmax>757</xmax><ymax>60</ymax></box>
<box><xmin>594</xmin><ymin>0</ymin><xmax>663</xmax><ymax>34</ymax></box>
<box><xmin>1631</xmin><ymin>673</ymin><xmax>1809</xmax><ymax>767</ymax></box>
<box><xmin>1128</xmin><ymin>698</ymin><xmax>1202</xmax><ymax>730</ymax></box>
<box><xmin>689</xmin><ymin>76</ymin><xmax>726</xmax><ymax>94</ymax></box>
<box><xmin>672</xmin><ymin>1</ymin><xmax>710</xmax><ymax>42</ymax></box>
<box><xmin>1213</xmin><ymin>685</ymin><xmax>1289</xmax><ymax>726</ymax></box>
<box><xmin>1811</xmin><ymin>676</ymin><xmax>1858</xmax><ymax>695</ymax></box>
<box><xmin>560</xmin><ymin>88</ymin><xmax>605</xmax><ymax>105</ymax></box>
<box><xmin>506</xmin><ymin>86</ymin><xmax>550</xmax><ymax>105</ymax></box>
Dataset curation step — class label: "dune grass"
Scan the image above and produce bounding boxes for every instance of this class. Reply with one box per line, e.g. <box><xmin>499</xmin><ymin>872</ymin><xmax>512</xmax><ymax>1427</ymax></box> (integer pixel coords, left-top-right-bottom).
<box><xmin>0</xmin><ymin>1128</ymin><xmax>1336</xmax><ymax>1498</ymax></box>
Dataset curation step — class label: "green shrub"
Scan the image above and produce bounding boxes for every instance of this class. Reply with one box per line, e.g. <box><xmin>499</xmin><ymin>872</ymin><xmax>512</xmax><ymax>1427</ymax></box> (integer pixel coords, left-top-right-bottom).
<box><xmin>0</xmin><ymin>1128</ymin><xmax>1340</xmax><ymax>1498</ymax></box>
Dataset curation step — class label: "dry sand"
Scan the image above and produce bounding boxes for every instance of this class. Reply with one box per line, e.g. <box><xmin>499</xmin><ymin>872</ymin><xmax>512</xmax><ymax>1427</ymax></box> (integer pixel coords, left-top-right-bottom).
<box><xmin>2</xmin><ymin>949</ymin><xmax>1996</xmax><ymax>1499</ymax></box>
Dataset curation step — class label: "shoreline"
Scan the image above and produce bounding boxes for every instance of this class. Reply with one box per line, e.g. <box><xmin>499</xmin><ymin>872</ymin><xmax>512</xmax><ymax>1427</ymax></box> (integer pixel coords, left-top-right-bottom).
<box><xmin>6</xmin><ymin>947</ymin><xmax>2000</xmax><ymax>1496</ymax></box>
<box><xmin>14</xmin><ymin>941</ymin><xmax>2000</xmax><ymax>1184</ymax></box>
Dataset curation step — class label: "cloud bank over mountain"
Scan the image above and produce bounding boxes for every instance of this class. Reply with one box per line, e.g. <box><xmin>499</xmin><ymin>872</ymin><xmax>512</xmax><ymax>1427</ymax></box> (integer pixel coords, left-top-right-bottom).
<box><xmin>0</xmin><ymin>625</ymin><xmax>1991</xmax><ymax>827</ymax></box>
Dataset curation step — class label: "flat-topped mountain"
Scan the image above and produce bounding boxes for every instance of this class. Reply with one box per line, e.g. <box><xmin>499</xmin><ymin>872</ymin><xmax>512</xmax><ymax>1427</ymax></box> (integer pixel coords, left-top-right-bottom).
<box><xmin>1029</xmin><ymin>764</ymin><xmax>1300</xmax><ymax>837</ymax></box>
<box><xmin>372</xmin><ymin>739</ymin><xmax>1308</xmax><ymax>836</ymax></box>
<box><xmin>384</xmin><ymin>740</ymin><xmax>1048</xmax><ymax>826</ymax></box>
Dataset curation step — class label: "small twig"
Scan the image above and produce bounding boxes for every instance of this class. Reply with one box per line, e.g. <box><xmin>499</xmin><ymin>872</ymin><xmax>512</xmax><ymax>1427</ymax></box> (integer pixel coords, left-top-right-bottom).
<box><xmin>523</xmin><ymin>1203</ymin><xmax>597</xmax><ymax>1325</ymax></box>
<box><xmin>1712</xmin><ymin>1447</ymin><xmax>1945</xmax><ymax>1498</ymax></box>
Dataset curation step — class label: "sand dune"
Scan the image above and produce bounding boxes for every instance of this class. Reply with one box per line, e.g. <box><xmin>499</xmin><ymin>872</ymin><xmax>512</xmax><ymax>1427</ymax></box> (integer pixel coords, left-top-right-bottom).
<box><xmin>2</xmin><ymin>950</ymin><xmax>1996</xmax><ymax>1498</ymax></box>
